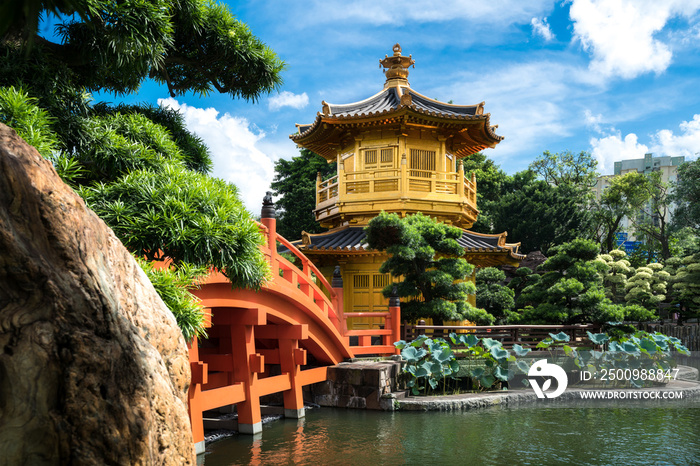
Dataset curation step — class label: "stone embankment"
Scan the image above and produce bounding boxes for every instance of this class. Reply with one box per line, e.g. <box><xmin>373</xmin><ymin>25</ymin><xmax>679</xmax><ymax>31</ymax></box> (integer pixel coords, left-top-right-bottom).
<box><xmin>311</xmin><ymin>359</ymin><xmax>699</xmax><ymax>413</ymax></box>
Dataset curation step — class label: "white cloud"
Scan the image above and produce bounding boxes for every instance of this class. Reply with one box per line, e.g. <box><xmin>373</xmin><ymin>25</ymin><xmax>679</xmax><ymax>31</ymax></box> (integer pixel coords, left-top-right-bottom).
<box><xmin>650</xmin><ymin>114</ymin><xmax>700</xmax><ymax>159</ymax></box>
<box><xmin>433</xmin><ymin>60</ymin><xmax>599</xmax><ymax>170</ymax></box>
<box><xmin>584</xmin><ymin>109</ymin><xmax>603</xmax><ymax>133</ymax></box>
<box><xmin>570</xmin><ymin>0</ymin><xmax>700</xmax><ymax>79</ymax></box>
<box><xmin>531</xmin><ymin>17</ymin><xmax>555</xmax><ymax>41</ymax></box>
<box><xmin>590</xmin><ymin>131</ymin><xmax>649</xmax><ymax>175</ymax></box>
<box><xmin>268</xmin><ymin>91</ymin><xmax>309</xmax><ymax>111</ymax></box>
<box><xmin>589</xmin><ymin>114</ymin><xmax>700</xmax><ymax>174</ymax></box>
<box><xmin>158</xmin><ymin>98</ymin><xmax>276</xmax><ymax>213</ymax></box>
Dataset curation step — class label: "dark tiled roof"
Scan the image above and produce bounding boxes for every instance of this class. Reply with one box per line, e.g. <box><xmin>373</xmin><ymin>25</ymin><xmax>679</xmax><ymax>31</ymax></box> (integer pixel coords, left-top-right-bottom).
<box><xmin>328</xmin><ymin>88</ymin><xmax>401</xmax><ymax>117</ymax></box>
<box><xmin>304</xmin><ymin>227</ymin><xmax>367</xmax><ymax>250</ymax></box>
<box><xmin>457</xmin><ymin>232</ymin><xmax>501</xmax><ymax>250</ymax></box>
<box><xmin>295</xmin><ymin>226</ymin><xmax>508</xmax><ymax>253</ymax></box>
<box><xmin>323</xmin><ymin>87</ymin><xmax>480</xmax><ymax>119</ymax></box>
<box><xmin>409</xmin><ymin>92</ymin><xmax>479</xmax><ymax>117</ymax></box>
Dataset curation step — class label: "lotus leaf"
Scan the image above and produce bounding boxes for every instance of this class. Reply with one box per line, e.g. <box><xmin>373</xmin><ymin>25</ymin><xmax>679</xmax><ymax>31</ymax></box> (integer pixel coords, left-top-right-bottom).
<box><xmin>512</xmin><ymin>344</ymin><xmax>531</xmax><ymax>357</ymax></box>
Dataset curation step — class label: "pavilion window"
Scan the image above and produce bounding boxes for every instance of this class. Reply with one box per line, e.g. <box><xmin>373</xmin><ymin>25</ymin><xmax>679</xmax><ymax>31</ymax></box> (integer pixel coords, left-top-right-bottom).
<box><xmin>410</xmin><ymin>148</ymin><xmax>436</xmax><ymax>177</ymax></box>
<box><xmin>380</xmin><ymin>148</ymin><xmax>394</xmax><ymax>167</ymax></box>
<box><xmin>364</xmin><ymin>149</ymin><xmax>377</xmax><ymax>166</ymax></box>
<box><xmin>362</xmin><ymin>147</ymin><xmax>395</xmax><ymax>170</ymax></box>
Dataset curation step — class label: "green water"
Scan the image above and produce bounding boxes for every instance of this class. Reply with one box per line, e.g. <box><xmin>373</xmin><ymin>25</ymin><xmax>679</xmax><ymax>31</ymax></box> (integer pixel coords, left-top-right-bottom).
<box><xmin>202</xmin><ymin>401</ymin><xmax>700</xmax><ymax>465</ymax></box>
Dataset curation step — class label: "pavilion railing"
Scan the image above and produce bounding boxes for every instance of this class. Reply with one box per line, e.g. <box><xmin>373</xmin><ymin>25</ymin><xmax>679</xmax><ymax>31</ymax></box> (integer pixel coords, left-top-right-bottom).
<box><xmin>315</xmin><ymin>165</ymin><xmax>478</xmax><ymax>212</ymax></box>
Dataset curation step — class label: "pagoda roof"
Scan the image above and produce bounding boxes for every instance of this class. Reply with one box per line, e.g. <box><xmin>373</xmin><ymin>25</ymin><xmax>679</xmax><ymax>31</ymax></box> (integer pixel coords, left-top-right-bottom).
<box><xmin>324</xmin><ymin>87</ymin><xmax>482</xmax><ymax>119</ymax></box>
<box><xmin>291</xmin><ymin>84</ymin><xmax>502</xmax><ymax>159</ymax></box>
<box><xmin>289</xmin><ymin>226</ymin><xmax>523</xmax><ymax>266</ymax></box>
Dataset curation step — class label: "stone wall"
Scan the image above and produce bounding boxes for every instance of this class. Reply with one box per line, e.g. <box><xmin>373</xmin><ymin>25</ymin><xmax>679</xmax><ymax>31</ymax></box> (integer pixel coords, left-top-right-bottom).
<box><xmin>309</xmin><ymin>360</ymin><xmax>403</xmax><ymax>410</ymax></box>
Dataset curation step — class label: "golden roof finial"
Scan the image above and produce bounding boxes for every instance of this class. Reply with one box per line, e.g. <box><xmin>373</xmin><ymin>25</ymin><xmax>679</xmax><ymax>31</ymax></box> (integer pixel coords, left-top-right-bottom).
<box><xmin>379</xmin><ymin>43</ymin><xmax>415</xmax><ymax>84</ymax></box>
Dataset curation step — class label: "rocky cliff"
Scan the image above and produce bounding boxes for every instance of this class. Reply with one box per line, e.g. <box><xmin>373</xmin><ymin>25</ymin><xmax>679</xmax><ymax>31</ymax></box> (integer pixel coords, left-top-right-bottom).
<box><xmin>0</xmin><ymin>123</ymin><xmax>195</xmax><ymax>465</ymax></box>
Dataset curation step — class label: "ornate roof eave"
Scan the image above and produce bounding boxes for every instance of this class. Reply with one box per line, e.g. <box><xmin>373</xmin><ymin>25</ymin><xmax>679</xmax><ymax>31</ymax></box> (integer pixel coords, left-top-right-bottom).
<box><xmin>291</xmin><ymin>106</ymin><xmax>502</xmax><ymax>159</ymax></box>
<box><xmin>463</xmin><ymin>249</ymin><xmax>525</xmax><ymax>268</ymax></box>
<box><xmin>292</xmin><ymin>226</ymin><xmax>524</xmax><ymax>267</ymax></box>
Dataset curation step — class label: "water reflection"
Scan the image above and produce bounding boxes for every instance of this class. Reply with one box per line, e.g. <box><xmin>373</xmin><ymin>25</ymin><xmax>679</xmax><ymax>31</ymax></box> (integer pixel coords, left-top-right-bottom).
<box><xmin>203</xmin><ymin>402</ymin><xmax>700</xmax><ymax>465</ymax></box>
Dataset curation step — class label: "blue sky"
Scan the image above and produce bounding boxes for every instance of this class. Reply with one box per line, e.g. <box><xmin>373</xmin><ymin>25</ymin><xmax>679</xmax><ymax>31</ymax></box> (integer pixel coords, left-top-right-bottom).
<box><xmin>94</xmin><ymin>0</ymin><xmax>700</xmax><ymax>211</ymax></box>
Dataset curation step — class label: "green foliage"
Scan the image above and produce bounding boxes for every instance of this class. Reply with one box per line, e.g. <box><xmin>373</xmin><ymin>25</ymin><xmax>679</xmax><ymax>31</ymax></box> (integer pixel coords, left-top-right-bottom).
<box><xmin>461</xmin><ymin>304</ymin><xmax>496</xmax><ymax>326</ymax></box>
<box><xmin>671</xmin><ymin>159</ymin><xmax>700</xmax><ymax>234</ymax></box>
<box><xmin>624</xmin><ymin>263</ymin><xmax>669</xmax><ymax>309</ymax></box>
<box><xmin>629</xmin><ymin>171</ymin><xmax>674</xmax><ymax>260</ymax></box>
<box><xmin>0</xmin><ymin>86</ymin><xmax>59</xmax><ymax>157</ymax></box>
<box><xmin>592</xmin><ymin>172</ymin><xmax>650</xmax><ymax>253</ymax></box>
<box><xmin>81</xmin><ymin>164</ymin><xmax>269</xmax><ymax>288</ymax></box>
<box><xmin>513</xmin><ymin>239</ymin><xmax>611</xmax><ymax>324</ymax></box>
<box><xmin>72</xmin><ymin>112</ymin><xmax>187</xmax><ymax>184</ymax></box>
<box><xmin>459</xmin><ymin>151</ymin><xmax>598</xmax><ymax>253</ymax></box>
<box><xmin>596</xmin><ymin>249</ymin><xmax>634</xmax><ymax>304</ymax></box>
<box><xmin>491</xmin><ymin>177</ymin><xmax>594</xmax><ymax>254</ymax></box>
<box><xmin>395</xmin><ymin>332</ymin><xmax>528</xmax><ymax>394</ymax></box>
<box><xmin>271</xmin><ymin>148</ymin><xmax>336</xmax><ymax>240</ymax></box>
<box><xmin>397</xmin><ymin>328</ymin><xmax>689</xmax><ymax>396</ymax></box>
<box><xmin>7</xmin><ymin>0</ymin><xmax>284</xmax><ymax>100</ymax></box>
<box><xmin>622</xmin><ymin>304</ymin><xmax>657</xmax><ymax>322</ymax></box>
<box><xmin>475</xmin><ymin>267</ymin><xmax>514</xmax><ymax>321</ymax></box>
<box><xmin>529</xmin><ymin>150</ymin><xmax>598</xmax><ymax>188</ymax></box>
<box><xmin>535</xmin><ymin>330</ymin><xmax>688</xmax><ymax>388</ymax></box>
<box><xmin>137</xmin><ymin>258</ymin><xmax>208</xmax><ymax>342</ymax></box>
<box><xmin>665</xmin><ymin>252</ymin><xmax>700</xmax><ymax>321</ymax></box>
<box><xmin>92</xmin><ymin>102</ymin><xmax>211</xmax><ymax>173</ymax></box>
<box><xmin>507</xmin><ymin>266</ymin><xmax>540</xmax><ymax>303</ymax></box>
<box><xmin>460</xmin><ymin>153</ymin><xmax>509</xmax><ymax>233</ymax></box>
<box><xmin>1</xmin><ymin>1</ymin><xmax>281</xmax><ymax>341</ymax></box>
<box><xmin>394</xmin><ymin>336</ymin><xmax>461</xmax><ymax>395</ymax></box>
<box><xmin>365</xmin><ymin>212</ymin><xmax>475</xmax><ymax>325</ymax></box>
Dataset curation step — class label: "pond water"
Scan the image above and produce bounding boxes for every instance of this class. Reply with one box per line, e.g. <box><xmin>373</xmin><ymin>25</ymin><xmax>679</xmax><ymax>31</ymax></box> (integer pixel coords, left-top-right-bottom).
<box><xmin>201</xmin><ymin>400</ymin><xmax>700</xmax><ymax>465</ymax></box>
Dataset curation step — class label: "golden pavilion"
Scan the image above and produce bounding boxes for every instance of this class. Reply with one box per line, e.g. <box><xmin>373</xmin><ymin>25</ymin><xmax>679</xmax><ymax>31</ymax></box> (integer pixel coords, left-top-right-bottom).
<box><xmin>289</xmin><ymin>44</ymin><xmax>523</xmax><ymax>327</ymax></box>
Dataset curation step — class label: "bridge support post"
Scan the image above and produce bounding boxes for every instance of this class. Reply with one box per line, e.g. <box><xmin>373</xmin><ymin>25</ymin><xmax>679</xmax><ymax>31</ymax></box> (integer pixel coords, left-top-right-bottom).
<box><xmin>187</xmin><ymin>337</ymin><xmax>206</xmax><ymax>454</ymax></box>
<box><xmin>389</xmin><ymin>286</ymin><xmax>401</xmax><ymax>354</ymax></box>
<box><xmin>280</xmin><ymin>337</ymin><xmax>306</xmax><ymax>419</ymax></box>
<box><xmin>231</xmin><ymin>322</ymin><xmax>263</xmax><ymax>434</ymax></box>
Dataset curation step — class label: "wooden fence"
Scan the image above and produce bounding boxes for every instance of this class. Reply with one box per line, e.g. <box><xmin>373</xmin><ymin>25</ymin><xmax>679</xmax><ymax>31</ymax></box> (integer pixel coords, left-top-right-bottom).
<box><xmin>403</xmin><ymin>322</ymin><xmax>602</xmax><ymax>349</ymax></box>
<box><xmin>641</xmin><ymin>323</ymin><xmax>700</xmax><ymax>351</ymax></box>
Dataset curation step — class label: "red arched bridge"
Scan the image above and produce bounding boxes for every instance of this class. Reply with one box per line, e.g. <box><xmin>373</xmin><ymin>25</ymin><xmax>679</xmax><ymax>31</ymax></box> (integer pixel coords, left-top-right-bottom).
<box><xmin>186</xmin><ymin>213</ymin><xmax>400</xmax><ymax>453</ymax></box>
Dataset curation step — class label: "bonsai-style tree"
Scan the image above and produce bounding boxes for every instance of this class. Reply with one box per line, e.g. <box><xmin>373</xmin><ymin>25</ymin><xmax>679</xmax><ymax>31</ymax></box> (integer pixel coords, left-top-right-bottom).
<box><xmin>624</xmin><ymin>263</ymin><xmax>669</xmax><ymax>310</ymax></box>
<box><xmin>509</xmin><ymin>266</ymin><xmax>541</xmax><ymax>305</ymax></box>
<box><xmin>512</xmin><ymin>238</ymin><xmax>620</xmax><ymax>324</ymax></box>
<box><xmin>475</xmin><ymin>267</ymin><xmax>514</xmax><ymax>323</ymax></box>
<box><xmin>596</xmin><ymin>249</ymin><xmax>634</xmax><ymax>304</ymax></box>
<box><xmin>364</xmin><ymin>212</ymin><xmax>475</xmax><ymax>325</ymax></box>
<box><xmin>665</xmin><ymin>252</ymin><xmax>700</xmax><ymax>324</ymax></box>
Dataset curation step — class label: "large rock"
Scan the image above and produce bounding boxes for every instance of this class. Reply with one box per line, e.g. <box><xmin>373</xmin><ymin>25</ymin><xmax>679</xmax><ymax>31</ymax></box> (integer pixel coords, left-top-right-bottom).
<box><xmin>0</xmin><ymin>123</ymin><xmax>195</xmax><ymax>464</ymax></box>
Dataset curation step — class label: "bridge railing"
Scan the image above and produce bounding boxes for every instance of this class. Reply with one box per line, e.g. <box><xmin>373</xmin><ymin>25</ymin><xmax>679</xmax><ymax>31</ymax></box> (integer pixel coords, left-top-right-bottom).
<box><xmin>259</xmin><ymin>217</ymin><xmax>342</xmax><ymax>331</ymax></box>
<box><xmin>259</xmin><ymin>216</ymin><xmax>399</xmax><ymax>356</ymax></box>
<box><xmin>343</xmin><ymin>309</ymin><xmax>401</xmax><ymax>356</ymax></box>
<box><xmin>403</xmin><ymin>323</ymin><xmax>601</xmax><ymax>349</ymax></box>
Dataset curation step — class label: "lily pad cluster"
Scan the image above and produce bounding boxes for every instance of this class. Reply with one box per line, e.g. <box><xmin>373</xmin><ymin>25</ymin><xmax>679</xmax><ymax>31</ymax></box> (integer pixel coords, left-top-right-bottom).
<box><xmin>396</xmin><ymin>329</ymin><xmax>690</xmax><ymax>395</ymax></box>
<box><xmin>534</xmin><ymin>330</ymin><xmax>689</xmax><ymax>388</ymax></box>
<box><xmin>394</xmin><ymin>333</ymin><xmax>532</xmax><ymax>395</ymax></box>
